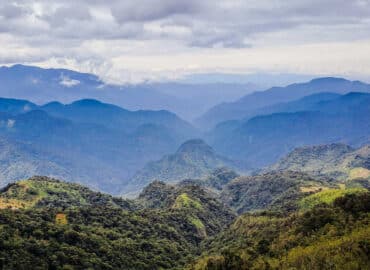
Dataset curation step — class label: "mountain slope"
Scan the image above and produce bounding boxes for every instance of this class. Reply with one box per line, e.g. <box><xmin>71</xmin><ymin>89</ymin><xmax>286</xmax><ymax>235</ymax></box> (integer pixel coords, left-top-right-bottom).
<box><xmin>220</xmin><ymin>171</ymin><xmax>335</xmax><ymax>214</ymax></box>
<box><xmin>125</xmin><ymin>139</ymin><xmax>240</xmax><ymax>195</ymax></box>
<box><xmin>198</xmin><ymin>77</ymin><xmax>370</xmax><ymax>128</ymax></box>
<box><xmin>270</xmin><ymin>143</ymin><xmax>370</xmax><ymax>181</ymax></box>
<box><xmin>190</xmin><ymin>191</ymin><xmax>370</xmax><ymax>269</ymax></box>
<box><xmin>138</xmin><ymin>180</ymin><xmax>235</xmax><ymax>238</ymax></box>
<box><xmin>0</xmin><ymin>176</ymin><xmax>135</xmax><ymax>210</ymax></box>
<box><xmin>0</xmin><ymin>137</ymin><xmax>73</xmax><ymax>187</ymax></box>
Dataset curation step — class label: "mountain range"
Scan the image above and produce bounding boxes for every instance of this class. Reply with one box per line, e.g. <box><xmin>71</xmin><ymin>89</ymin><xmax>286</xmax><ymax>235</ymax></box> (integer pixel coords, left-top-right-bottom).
<box><xmin>207</xmin><ymin>92</ymin><xmax>370</xmax><ymax>168</ymax></box>
<box><xmin>1</xmin><ymin>67</ymin><xmax>370</xmax><ymax>196</ymax></box>
<box><xmin>197</xmin><ymin>77</ymin><xmax>370</xmax><ymax>129</ymax></box>
<box><xmin>0</xmin><ymin>97</ymin><xmax>198</xmax><ymax>193</ymax></box>
<box><xmin>0</xmin><ymin>64</ymin><xmax>256</xmax><ymax>120</ymax></box>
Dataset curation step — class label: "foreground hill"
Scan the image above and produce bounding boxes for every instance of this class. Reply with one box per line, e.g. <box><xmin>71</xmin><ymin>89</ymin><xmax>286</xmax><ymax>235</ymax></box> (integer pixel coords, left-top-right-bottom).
<box><xmin>208</xmin><ymin>92</ymin><xmax>370</xmax><ymax>167</ymax></box>
<box><xmin>0</xmin><ymin>173</ymin><xmax>369</xmax><ymax>269</ymax></box>
<box><xmin>0</xmin><ymin>176</ymin><xmax>234</xmax><ymax>269</ymax></box>
<box><xmin>125</xmin><ymin>139</ymin><xmax>242</xmax><ymax>195</ymax></box>
<box><xmin>190</xmin><ymin>191</ymin><xmax>370</xmax><ymax>269</ymax></box>
<box><xmin>198</xmin><ymin>77</ymin><xmax>370</xmax><ymax>128</ymax></box>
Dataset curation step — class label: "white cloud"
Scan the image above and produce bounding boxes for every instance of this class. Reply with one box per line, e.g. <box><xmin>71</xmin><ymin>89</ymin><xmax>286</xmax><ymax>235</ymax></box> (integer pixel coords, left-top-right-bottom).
<box><xmin>59</xmin><ymin>74</ymin><xmax>80</xmax><ymax>87</ymax></box>
<box><xmin>7</xmin><ymin>119</ymin><xmax>15</xmax><ymax>128</ymax></box>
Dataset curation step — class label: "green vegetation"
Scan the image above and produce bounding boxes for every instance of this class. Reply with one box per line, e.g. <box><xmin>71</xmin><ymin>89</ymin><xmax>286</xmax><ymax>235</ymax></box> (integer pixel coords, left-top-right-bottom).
<box><xmin>189</xmin><ymin>192</ymin><xmax>370</xmax><ymax>270</ymax></box>
<box><xmin>0</xmin><ymin>176</ymin><xmax>135</xmax><ymax>210</ymax></box>
<box><xmin>0</xmin><ymin>176</ymin><xmax>235</xmax><ymax>269</ymax></box>
<box><xmin>0</xmin><ymin>170</ymin><xmax>369</xmax><ymax>269</ymax></box>
<box><xmin>173</xmin><ymin>193</ymin><xmax>203</xmax><ymax>210</ymax></box>
<box><xmin>0</xmin><ymin>207</ymin><xmax>198</xmax><ymax>269</ymax></box>
<box><xmin>220</xmin><ymin>171</ymin><xmax>333</xmax><ymax>214</ymax></box>
<box><xmin>299</xmin><ymin>187</ymin><xmax>367</xmax><ymax>210</ymax></box>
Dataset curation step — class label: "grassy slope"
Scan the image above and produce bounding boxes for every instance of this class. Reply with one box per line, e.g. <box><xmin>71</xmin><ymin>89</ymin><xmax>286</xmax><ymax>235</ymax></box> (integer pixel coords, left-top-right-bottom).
<box><xmin>0</xmin><ymin>176</ymin><xmax>133</xmax><ymax>210</ymax></box>
<box><xmin>299</xmin><ymin>187</ymin><xmax>368</xmax><ymax>210</ymax></box>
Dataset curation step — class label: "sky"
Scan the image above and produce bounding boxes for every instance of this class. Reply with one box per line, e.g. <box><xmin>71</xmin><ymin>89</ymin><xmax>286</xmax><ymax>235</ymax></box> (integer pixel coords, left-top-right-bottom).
<box><xmin>1</xmin><ymin>0</ymin><xmax>370</xmax><ymax>84</ymax></box>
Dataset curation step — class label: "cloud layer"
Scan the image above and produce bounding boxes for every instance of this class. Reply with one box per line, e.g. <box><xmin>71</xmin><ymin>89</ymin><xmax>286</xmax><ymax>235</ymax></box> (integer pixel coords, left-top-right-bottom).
<box><xmin>1</xmin><ymin>0</ymin><xmax>370</xmax><ymax>83</ymax></box>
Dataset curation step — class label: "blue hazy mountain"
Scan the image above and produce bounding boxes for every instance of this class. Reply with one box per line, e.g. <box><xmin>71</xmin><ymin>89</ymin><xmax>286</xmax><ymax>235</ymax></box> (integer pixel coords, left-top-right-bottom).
<box><xmin>0</xmin><ymin>64</ymin><xmax>256</xmax><ymax>120</ymax></box>
<box><xmin>0</xmin><ymin>97</ymin><xmax>198</xmax><ymax>194</ymax></box>
<box><xmin>124</xmin><ymin>139</ymin><xmax>243</xmax><ymax>195</ymax></box>
<box><xmin>207</xmin><ymin>92</ymin><xmax>370</xmax><ymax>168</ymax></box>
<box><xmin>40</xmin><ymin>99</ymin><xmax>196</xmax><ymax>140</ymax></box>
<box><xmin>197</xmin><ymin>77</ymin><xmax>370</xmax><ymax>129</ymax></box>
<box><xmin>0</xmin><ymin>97</ymin><xmax>37</xmax><ymax>115</ymax></box>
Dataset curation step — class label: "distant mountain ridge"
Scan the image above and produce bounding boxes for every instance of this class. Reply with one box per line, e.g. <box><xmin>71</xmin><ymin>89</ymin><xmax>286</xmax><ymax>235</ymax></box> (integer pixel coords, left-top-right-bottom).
<box><xmin>0</xmin><ymin>64</ymin><xmax>255</xmax><ymax>120</ymax></box>
<box><xmin>198</xmin><ymin>77</ymin><xmax>370</xmax><ymax>128</ymax></box>
<box><xmin>208</xmin><ymin>92</ymin><xmax>370</xmax><ymax>168</ymax></box>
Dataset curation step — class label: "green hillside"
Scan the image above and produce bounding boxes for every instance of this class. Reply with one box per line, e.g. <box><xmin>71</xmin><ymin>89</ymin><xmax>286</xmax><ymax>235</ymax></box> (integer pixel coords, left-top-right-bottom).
<box><xmin>220</xmin><ymin>171</ymin><xmax>335</xmax><ymax>214</ymax></box>
<box><xmin>0</xmin><ymin>176</ymin><xmax>234</xmax><ymax>269</ymax></box>
<box><xmin>0</xmin><ymin>176</ymin><xmax>135</xmax><ymax>210</ymax></box>
<box><xmin>189</xmin><ymin>191</ymin><xmax>370</xmax><ymax>270</ymax></box>
<box><xmin>0</xmin><ymin>166</ymin><xmax>369</xmax><ymax>269</ymax></box>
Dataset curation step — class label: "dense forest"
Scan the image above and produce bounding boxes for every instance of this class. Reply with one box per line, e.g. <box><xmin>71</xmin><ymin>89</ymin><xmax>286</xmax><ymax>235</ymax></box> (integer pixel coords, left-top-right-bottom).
<box><xmin>0</xmin><ymin>168</ymin><xmax>369</xmax><ymax>269</ymax></box>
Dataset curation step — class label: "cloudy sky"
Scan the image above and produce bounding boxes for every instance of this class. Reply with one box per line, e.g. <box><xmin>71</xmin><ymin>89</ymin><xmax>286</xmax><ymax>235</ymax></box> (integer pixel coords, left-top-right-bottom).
<box><xmin>1</xmin><ymin>0</ymin><xmax>370</xmax><ymax>83</ymax></box>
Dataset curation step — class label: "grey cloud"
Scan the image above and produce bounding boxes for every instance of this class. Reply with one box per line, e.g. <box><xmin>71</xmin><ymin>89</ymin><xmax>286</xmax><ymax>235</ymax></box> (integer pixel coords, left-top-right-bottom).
<box><xmin>40</xmin><ymin>4</ymin><xmax>92</xmax><ymax>27</ymax></box>
<box><xmin>111</xmin><ymin>0</ymin><xmax>203</xmax><ymax>23</ymax></box>
<box><xmin>0</xmin><ymin>2</ymin><xmax>28</xmax><ymax>19</ymax></box>
<box><xmin>1</xmin><ymin>0</ymin><xmax>370</xmax><ymax>51</ymax></box>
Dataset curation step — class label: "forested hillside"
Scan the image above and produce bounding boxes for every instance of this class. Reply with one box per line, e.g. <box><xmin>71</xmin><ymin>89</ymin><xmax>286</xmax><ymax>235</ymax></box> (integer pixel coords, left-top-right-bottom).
<box><xmin>0</xmin><ymin>165</ymin><xmax>369</xmax><ymax>269</ymax></box>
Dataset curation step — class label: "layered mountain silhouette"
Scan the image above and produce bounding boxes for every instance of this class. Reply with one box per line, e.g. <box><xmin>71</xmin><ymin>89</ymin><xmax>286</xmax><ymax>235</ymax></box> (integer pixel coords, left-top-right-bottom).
<box><xmin>208</xmin><ymin>92</ymin><xmax>370</xmax><ymax>168</ymax></box>
<box><xmin>198</xmin><ymin>77</ymin><xmax>370</xmax><ymax>128</ymax></box>
<box><xmin>0</xmin><ymin>97</ymin><xmax>198</xmax><ymax>193</ymax></box>
<box><xmin>0</xmin><ymin>64</ymin><xmax>254</xmax><ymax>120</ymax></box>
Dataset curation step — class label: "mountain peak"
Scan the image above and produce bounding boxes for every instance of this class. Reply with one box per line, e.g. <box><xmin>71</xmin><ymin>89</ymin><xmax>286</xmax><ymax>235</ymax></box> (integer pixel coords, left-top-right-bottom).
<box><xmin>176</xmin><ymin>139</ymin><xmax>214</xmax><ymax>154</ymax></box>
<box><xmin>309</xmin><ymin>77</ymin><xmax>349</xmax><ymax>84</ymax></box>
<box><xmin>125</xmin><ymin>139</ymin><xmax>237</xmax><ymax>194</ymax></box>
<box><xmin>71</xmin><ymin>99</ymin><xmax>104</xmax><ymax>107</ymax></box>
